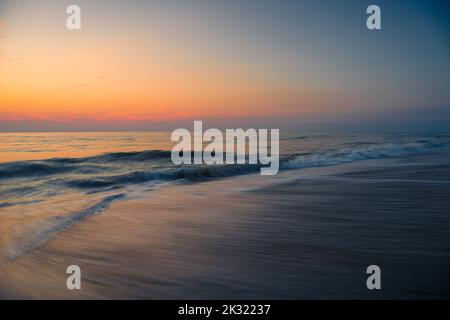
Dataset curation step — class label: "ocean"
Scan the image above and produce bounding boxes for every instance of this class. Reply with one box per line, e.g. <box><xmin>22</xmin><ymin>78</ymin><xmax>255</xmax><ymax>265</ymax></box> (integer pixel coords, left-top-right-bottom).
<box><xmin>0</xmin><ymin>132</ymin><xmax>450</xmax><ymax>298</ymax></box>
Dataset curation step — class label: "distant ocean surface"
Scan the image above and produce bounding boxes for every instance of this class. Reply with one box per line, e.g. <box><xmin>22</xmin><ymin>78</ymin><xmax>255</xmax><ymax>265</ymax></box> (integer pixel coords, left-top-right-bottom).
<box><xmin>1</xmin><ymin>132</ymin><xmax>450</xmax><ymax>298</ymax></box>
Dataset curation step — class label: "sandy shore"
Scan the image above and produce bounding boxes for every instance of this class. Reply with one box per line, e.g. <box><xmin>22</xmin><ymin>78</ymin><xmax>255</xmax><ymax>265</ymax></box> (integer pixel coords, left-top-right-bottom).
<box><xmin>1</xmin><ymin>151</ymin><xmax>450</xmax><ymax>299</ymax></box>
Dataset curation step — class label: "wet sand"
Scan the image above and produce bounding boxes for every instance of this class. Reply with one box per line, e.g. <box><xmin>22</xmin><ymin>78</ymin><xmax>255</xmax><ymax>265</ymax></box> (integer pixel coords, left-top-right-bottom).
<box><xmin>1</xmin><ymin>151</ymin><xmax>450</xmax><ymax>299</ymax></box>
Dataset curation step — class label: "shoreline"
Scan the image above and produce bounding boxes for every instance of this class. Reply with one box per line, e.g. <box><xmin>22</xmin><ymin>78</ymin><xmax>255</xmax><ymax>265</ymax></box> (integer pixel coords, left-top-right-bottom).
<box><xmin>1</xmin><ymin>151</ymin><xmax>450</xmax><ymax>299</ymax></box>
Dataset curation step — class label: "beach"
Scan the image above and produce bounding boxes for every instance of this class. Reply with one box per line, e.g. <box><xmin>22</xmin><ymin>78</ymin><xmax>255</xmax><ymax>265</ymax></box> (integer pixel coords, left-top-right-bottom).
<box><xmin>1</xmin><ymin>0</ymin><xmax>449</xmax><ymax>303</ymax></box>
<box><xmin>1</xmin><ymin>148</ymin><xmax>449</xmax><ymax>299</ymax></box>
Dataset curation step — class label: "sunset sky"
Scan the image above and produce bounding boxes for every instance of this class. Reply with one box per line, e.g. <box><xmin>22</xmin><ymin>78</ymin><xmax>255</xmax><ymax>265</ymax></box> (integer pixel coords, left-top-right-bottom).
<box><xmin>0</xmin><ymin>0</ymin><xmax>449</xmax><ymax>131</ymax></box>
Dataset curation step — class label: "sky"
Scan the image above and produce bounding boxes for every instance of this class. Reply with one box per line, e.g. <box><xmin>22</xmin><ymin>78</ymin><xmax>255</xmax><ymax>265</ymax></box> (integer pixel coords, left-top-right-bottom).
<box><xmin>0</xmin><ymin>0</ymin><xmax>449</xmax><ymax>131</ymax></box>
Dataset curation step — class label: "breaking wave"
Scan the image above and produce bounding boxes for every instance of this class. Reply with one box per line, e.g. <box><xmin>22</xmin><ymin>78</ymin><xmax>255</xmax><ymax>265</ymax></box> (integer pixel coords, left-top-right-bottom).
<box><xmin>281</xmin><ymin>140</ymin><xmax>450</xmax><ymax>170</ymax></box>
<box><xmin>1</xmin><ymin>139</ymin><xmax>449</xmax><ymax>187</ymax></box>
